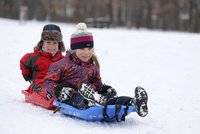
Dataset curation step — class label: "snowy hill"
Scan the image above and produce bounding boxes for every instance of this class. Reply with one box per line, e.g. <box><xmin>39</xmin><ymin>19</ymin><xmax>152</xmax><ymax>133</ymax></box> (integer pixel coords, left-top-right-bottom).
<box><xmin>0</xmin><ymin>18</ymin><xmax>200</xmax><ymax>134</ymax></box>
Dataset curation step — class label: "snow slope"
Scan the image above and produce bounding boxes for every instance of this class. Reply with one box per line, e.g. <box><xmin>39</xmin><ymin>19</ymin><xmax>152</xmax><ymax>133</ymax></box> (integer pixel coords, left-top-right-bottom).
<box><xmin>0</xmin><ymin>18</ymin><xmax>200</xmax><ymax>134</ymax></box>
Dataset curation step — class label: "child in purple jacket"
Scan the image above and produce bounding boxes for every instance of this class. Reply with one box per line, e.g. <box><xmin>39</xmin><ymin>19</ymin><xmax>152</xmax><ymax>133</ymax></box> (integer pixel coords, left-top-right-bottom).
<box><xmin>44</xmin><ymin>23</ymin><xmax>148</xmax><ymax>117</ymax></box>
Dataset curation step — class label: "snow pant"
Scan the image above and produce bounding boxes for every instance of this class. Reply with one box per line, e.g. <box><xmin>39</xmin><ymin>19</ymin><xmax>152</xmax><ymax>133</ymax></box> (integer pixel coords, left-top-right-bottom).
<box><xmin>65</xmin><ymin>92</ymin><xmax>133</xmax><ymax>109</ymax></box>
<box><xmin>103</xmin><ymin>92</ymin><xmax>133</xmax><ymax>105</ymax></box>
<box><xmin>65</xmin><ymin>93</ymin><xmax>88</xmax><ymax>109</ymax></box>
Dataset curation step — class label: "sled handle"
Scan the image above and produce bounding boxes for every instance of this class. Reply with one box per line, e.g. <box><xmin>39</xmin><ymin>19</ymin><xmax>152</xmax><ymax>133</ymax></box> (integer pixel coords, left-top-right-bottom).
<box><xmin>53</xmin><ymin>107</ymin><xmax>61</xmax><ymax>114</ymax></box>
<box><xmin>53</xmin><ymin>101</ymin><xmax>62</xmax><ymax>114</ymax></box>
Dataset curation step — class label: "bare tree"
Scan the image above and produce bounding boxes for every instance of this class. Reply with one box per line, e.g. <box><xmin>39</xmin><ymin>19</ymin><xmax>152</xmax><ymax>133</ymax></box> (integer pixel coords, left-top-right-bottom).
<box><xmin>189</xmin><ymin>0</ymin><xmax>200</xmax><ymax>32</ymax></box>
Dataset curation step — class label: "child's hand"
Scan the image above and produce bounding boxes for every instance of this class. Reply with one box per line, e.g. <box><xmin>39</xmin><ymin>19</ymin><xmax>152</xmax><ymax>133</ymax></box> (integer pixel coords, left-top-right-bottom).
<box><xmin>54</xmin><ymin>85</ymin><xmax>73</xmax><ymax>102</ymax></box>
<box><xmin>78</xmin><ymin>83</ymin><xmax>107</xmax><ymax>105</ymax></box>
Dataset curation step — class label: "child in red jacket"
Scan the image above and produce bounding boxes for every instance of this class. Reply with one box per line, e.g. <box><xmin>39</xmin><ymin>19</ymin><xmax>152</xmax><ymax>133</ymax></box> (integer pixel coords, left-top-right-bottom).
<box><xmin>20</xmin><ymin>24</ymin><xmax>65</xmax><ymax>99</ymax></box>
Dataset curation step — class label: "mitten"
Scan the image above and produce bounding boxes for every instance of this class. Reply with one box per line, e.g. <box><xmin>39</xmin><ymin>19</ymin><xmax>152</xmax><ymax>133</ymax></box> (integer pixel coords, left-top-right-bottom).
<box><xmin>78</xmin><ymin>83</ymin><xmax>107</xmax><ymax>105</ymax></box>
<box><xmin>54</xmin><ymin>85</ymin><xmax>73</xmax><ymax>102</ymax></box>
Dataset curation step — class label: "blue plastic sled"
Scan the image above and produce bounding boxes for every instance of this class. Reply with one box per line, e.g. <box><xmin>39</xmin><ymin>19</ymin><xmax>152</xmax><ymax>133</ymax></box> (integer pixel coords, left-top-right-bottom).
<box><xmin>53</xmin><ymin>100</ymin><xmax>137</xmax><ymax>122</ymax></box>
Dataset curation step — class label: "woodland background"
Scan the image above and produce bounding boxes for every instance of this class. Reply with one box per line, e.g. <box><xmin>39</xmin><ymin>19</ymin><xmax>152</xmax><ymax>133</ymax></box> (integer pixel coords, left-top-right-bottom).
<box><xmin>1</xmin><ymin>0</ymin><xmax>200</xmax><ymax>32</ymax></box>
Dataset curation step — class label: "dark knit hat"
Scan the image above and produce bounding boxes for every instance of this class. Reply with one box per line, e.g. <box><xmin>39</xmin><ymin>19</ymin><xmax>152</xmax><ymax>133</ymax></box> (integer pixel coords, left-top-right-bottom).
<box><xmin>70</xmin><ymin>23</ymin><xmax>93</xmax><ymax>50</ymax></box>
<box><xmin>41</xmin><ymin>24</ymin><xmax>62</xmax><ymax>42</ymax></box>
<box><xmin>35</xmin><ymin>24</ymin><xmax>65</xmax><ymax>52</ymax></box>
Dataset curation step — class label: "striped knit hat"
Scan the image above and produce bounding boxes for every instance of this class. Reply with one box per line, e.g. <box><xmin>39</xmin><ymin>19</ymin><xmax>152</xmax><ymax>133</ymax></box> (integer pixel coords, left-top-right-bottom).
<box><xmin>70</xmin><ymin>23</ymin><xmax>93</xmax><ymax>50</ymax></box>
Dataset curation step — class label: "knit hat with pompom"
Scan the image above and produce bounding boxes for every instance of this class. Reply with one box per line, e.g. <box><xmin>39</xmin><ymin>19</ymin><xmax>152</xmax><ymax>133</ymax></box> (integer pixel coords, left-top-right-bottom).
<box><xmin>70</xmin><ymin>23</ymin><xmax>93</xmax><ymax>50</ymax></box>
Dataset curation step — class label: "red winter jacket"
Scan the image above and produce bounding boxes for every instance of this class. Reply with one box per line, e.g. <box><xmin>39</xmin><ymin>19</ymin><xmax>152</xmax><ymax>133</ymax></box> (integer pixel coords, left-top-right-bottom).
<box><xmin>20</xmin><ymin>49</ymin><xmax>64</xmax><ymax>89</ymax></box>
<box><xmin>44</xmin><ymin>51</ymin><xmax>103</xmax><ymax>96</ymax></box>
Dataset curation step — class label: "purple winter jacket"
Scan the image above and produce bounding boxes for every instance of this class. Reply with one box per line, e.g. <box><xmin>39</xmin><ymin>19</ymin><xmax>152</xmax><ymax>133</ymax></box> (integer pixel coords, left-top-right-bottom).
<box><xmin>44</xmin><ymin>51</ymin><xmax>103</xmax><ymax>96</ymax></box>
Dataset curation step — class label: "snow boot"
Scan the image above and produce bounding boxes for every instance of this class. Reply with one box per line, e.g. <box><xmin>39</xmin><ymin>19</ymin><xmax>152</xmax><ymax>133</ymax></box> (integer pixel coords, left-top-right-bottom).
<box><xmin>135</xmin><ymin>86</ymin><xmax>148</xmax><ymax>117</ymax></box>
<box><xmin>78</xmin><ymin>83</ymin><xmax>107</xmax><ymax>106</ymax></box>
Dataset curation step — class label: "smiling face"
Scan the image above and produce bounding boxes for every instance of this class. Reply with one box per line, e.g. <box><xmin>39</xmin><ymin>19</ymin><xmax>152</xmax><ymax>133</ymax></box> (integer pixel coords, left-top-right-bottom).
<box><xmin>75</xmin><ymin>48</ymin><xmax>94</xmax><ymax>62</ymax></box>
<box><xmin>42</xmin><ymin>40</ymin><xmax>59</xmax><ymax>54</ymax></box>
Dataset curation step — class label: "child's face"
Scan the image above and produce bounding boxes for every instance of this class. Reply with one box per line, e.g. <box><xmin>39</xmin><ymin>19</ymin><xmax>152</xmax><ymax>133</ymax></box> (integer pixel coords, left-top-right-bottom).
<box><xmin>43</xmin><ymin>40</ymin><xmax>59</xmax><ymax>54</ymax></box>
<box><xmin>75</xmin><ymin>48</ymin><xmax>94</xmax><ymax>62</ymax></box>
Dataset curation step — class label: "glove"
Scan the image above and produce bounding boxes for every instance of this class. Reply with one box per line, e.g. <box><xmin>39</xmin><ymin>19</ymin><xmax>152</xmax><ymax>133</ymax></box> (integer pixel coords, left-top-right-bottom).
<box><xmin>54</xmin><ymin>85</ymin><xmax>73</xmax><ymax>102</ymax></box>
<box><xmin>78</xmin><ymin>83</ymin><xmax>107</xmax><ymax>105</ymax></box>
<box><xmin>101</xmin><ymin>84</ymin><xmax>117</xmax><ymax>96</ymax></box>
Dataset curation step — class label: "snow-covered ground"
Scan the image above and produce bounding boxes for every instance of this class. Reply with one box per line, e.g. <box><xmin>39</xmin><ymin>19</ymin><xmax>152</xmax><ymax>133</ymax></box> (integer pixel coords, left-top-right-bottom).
<box><xmin>0</xmin><ymin>18</ymin><xmax>200</xmax><ymax>134</ymax></box>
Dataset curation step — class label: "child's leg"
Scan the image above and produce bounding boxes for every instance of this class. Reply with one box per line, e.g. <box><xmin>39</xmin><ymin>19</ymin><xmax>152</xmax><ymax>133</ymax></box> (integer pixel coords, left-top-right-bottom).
<box><xmin>65</xmin><ymin>93</ymin><xmax>88</xmax><ymax>109</ymax></box>
<box><xmin>106</xmin><ymin>86</ymin><xmax>148</xmax><ymax>117</ymax></box>
<box><xmin>78</xmin><ymin>83</ymin><xmax>148</xmax><ymax>117</ymax></box>
<box><xmin>106</xmin><ymin>96</ymin><xmax>132</xmax><ymax>105</ymax></box>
